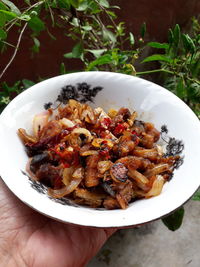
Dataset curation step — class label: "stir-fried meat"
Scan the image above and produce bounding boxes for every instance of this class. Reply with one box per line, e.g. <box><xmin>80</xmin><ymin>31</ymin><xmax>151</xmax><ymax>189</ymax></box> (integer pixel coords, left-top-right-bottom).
<box><xmin>19</xmin><ymin>99</ymin><xmax>181</xmax><ymax>209</ymax></box>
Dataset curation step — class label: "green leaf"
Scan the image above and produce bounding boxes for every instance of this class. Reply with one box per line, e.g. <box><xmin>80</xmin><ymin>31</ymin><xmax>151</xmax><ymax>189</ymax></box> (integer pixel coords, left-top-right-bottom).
<box><xmin>22</xmin><ymin>79</ymin><xmax>35</xmax><ymax>89</ymax></box>
<box><xmin>64</xmin><ymin>52</ymin><xmax>74</xmax><ymax>58</ymax></box>
<box><xmin>19</xmin><ymin>14</ymin><xmax>31</xmax><ymax>21</ymax></box>
<box><xmin>32</xmin><ymin>37</ymin><xmax>40</xmax><ymax>53</ymax></box>
<box><xmin>147</xmin><ymin>42</ymin><xmax>169</xmax><ymax>49</ymax></box>
<box><xmin>60</xmin><ymin>62</ymin><xmax>67</xmax><ymax>74</ymax></box>
<box><xmin>142</xmin><ymin>54</ymin><xmax>172</xmax><ymax>63</ymax></box>
<box><xmin>0</xmin><ymin>29</ymin><xmax>7</xmax><ymax>40</ymax></box>
<box><xmin>106</xmin><ymin>11</ymin><xmax>116</xmax><ymax>18</ymax></box>
<box><xmin>140</xmin><ymin>22</ymin><xmax>146</xmax><ymax>38</ymax></box>
<box><xmin>87</xmin><ymin>54</ymin><xmax>112</xmax><ymax>70</ymax></box>
<box><xmin>72</xmin><ymin>42</ymin><xmax>83</xmax><ymax>58</ymax></box>
<box><xmin>0</xmin><ymin>2</ymin><xmax>8</xmax><ymax>10</ymax></box>
<box><xmin>86</xmin><ymin>49</ymin><xmax>106</xmax><ymax>58</ymax></box>
<box><xmin>69</xmin><ymin>0</ymin><xmax>83</xmax><ymax>8</ymax></box>
<box><xmin>0</xmin><ymin>13</ymin><xmax>6</xmax><ymax>27</ymax></box>
<box><xmin>28</xmin><ymin>17</ymin><xmax>45</xmax><ymax>33</ymax></box>
<box><xmin>192</xmin><ymin>190</ymin><xmax>200</xmax><ymax>200</ymax></box>
<box><xmin>162</xmin><ymin>207</ymin><xmax>184</xmax><ymax>231</ymax></box>
<box><xmin>0</xmin><ymin>10</ymin><xmax>17</xmax><ymax>20</ymax></box>
<box><xmin>76</xmin><ymin>1</ymin><xmax>89</xmax><ymax>11</ymax></box>
<box><xmin>103</xmin><ymin>29</ymin><xmax>116</xmax><ymax>44</ymax></box>
<box><xmin>64</xmin><ymin>42</ymin><xmax>83</xmax><ymax>59</ymax></box>
<box><xmin>173</xmin><ymin>24</ymin><xmax>180</xmax><ymax>45</ymax></box>
<box><xmin>24</xmin><ymin>0</ymin><xmax>31</xmax><ymax>5</ymax></box>
<box><xmin>58</xmin><ymin>0</ymin><xmax>71</xmax><ymax>9</ymax></box>
<box><xmin>182</xmin><ymin>34</ymin><xmax>195</xmax><ymax>54</ymax></box>
<box><xmin>176</xmin><ymin>78</ymin><xmax>186</xmax><ymax>98</ymax></box>
<box><xmin>129</xmin><ymin>32</ymin><xmax>135</xmax><ymax>45</ymax></box>
<box><xmin>1</xmin><ymin>0</ymin><xmax>21</xmax><ymax>15</ymax></box>
<box><xmin>168</xmin><ymin>28</ymin><xmax>174</xmax><ymax>44</ymax></box>
<box><xmin>81</xmin><ymin>25</ymin><xmax>92</xmax><ymax>31</ymax></box>
<box><xmin>99</xmin><ymin>0</ymin><xmax>110</xmax><ymax>8</ymax></box>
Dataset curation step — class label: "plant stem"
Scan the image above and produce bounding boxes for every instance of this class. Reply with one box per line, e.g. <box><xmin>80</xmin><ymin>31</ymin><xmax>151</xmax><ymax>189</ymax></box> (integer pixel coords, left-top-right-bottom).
<box><xmin>136</xmin><ymin>69</ymin><xmax>174</xmax><ymax>75</ymax></box>
<box><xmin>0</xmin><ymin>23</ymin><xmax>28</xmax><ymax>81</ymax></box>
<box><xmin>136</xmin><ymin>69</ymin><xmax>200</xmax><ymax>85</ymax></box>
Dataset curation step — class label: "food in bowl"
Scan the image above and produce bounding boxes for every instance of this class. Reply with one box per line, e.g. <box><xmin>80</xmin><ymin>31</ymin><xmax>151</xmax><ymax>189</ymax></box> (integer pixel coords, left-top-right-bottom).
<box><xmin>18</xmin><ymin>84</ymin><xmax>183</xmax><ymax>210</ymax></box>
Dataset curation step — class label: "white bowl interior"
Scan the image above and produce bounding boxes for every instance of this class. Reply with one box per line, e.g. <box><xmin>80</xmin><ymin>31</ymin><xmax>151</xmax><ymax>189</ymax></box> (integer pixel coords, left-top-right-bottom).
<box><xmin>0</xmin><ymin>71</ymin><xmax>200</xmax><ymax>228</ymax></box>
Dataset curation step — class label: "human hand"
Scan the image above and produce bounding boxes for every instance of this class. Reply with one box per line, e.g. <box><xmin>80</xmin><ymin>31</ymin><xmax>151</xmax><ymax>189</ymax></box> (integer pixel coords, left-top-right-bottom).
<box><xmin>0</xmin><ymin>178</ymin><xmax>116</xmax><ymax>267</ymax></box>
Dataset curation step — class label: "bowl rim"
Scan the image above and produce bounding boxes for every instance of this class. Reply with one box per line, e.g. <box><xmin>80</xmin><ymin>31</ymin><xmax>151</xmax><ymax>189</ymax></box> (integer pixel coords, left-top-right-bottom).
<box><xmin>0</xmin><ymin>71</ymin><xmax>200</xmax><ymax>228</ymax></box>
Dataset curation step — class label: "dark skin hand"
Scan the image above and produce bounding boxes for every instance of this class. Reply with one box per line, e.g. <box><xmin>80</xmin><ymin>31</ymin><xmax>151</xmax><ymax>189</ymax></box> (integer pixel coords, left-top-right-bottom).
<box><xmin>0</xmin><ymin>178</ymin><xmax>116</xmax><ymax>267</ymax></box>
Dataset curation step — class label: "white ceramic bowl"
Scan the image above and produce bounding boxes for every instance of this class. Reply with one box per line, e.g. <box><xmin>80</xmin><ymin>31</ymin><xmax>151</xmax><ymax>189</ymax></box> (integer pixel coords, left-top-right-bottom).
<box><xmin>0</xmin><ymin>71</ymin><xmax>200</xmax><ymax>228</ymax></box>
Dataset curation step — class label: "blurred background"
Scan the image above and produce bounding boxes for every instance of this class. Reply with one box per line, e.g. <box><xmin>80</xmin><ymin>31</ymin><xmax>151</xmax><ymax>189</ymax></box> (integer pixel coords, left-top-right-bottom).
<box><xmin>1</xmin><ymin>0</ymin><xmax>200</xmax><ymax>83</ymax></box>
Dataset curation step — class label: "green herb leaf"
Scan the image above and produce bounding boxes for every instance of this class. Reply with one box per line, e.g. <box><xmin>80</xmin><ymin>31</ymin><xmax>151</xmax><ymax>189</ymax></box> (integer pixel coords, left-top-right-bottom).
<box><xmin>192</xmin><ymin>190</ymin><xmax>200</xmax><ymax>201</ymax></box>
<box><xmin>106</xmin><ymin>10</ymin><xmax>116</xmax><ymax>18</ymax></box>
<box><xmin>173</xmin><ymin>24</ymin><xmax>180</xmax><ymax>45</ymax></box>
<box><xmin>168</xmin><ymin>28</ymin><xmax>174</xmax><ymax>44</ymax></box>
<box><xmin>69</xmin><ymin>0</ymin><xmax>83</xmax><ymax>8</ymax></box>
<box><xmin>176</xmin><ymin>78</ymin><xmax>186</xmax><ymax>98</ymax></box>
<box><xmin>142</xmin><ymin>54</ymin><xmax>172</xmax><ymax>63</ymax></box>
<box><xmin>72</xmin><ymin>42</ymin><xmax>83</xmax><ymax>58</ymax></box>
<box><xmin>58</xmin><ymin>0</ymin><xmax>71</xmax><ymax>9</ymax></box>
<box><xmin>0</xmin><ymin>2</ymin><xmax>8</xmax><ymax>10</ymax></box>
<box><xmin>64</xmin><ymin>52</ymin><xmax>74</xmax><ymax>58</ymax></box>
<box><xmin>147</xmin><ymin>42</ymin><xmax>169</xmax><ymax>49</ymax></box>
<box><xmin>22</xmin><ymin>79</ymin><xmax>35</xmax><ymax>89</ymax></box>
<box><xmin>86</xmin><ymin>49</ymin><xmax>106</xmax><ymax>58</ymax></box>
<box><xmin>24</xmin><ymin>0</ymin><xmax>31</xmax><ymax>5</ymax></box>
<box><xmin>162</xmin><ymin>207</ymin><xmax>184</xmax><ymax>231</ymax></box>
<box><xmin>103</xmin><ymin>29</ymin><xmax>116</xmax><ymax>44</ymax></box>
<box><xmin>0</xmin><ymin>29</ymin><xmax>7</xmax><ymax>40</ymax></box>
<box><xmin>99</xmin><ymin>0</ymin><xmax>110</xmax><ymax>8</ymax></box>
<box><xmin>32</xmin><ymin>37</ymin><xmax>40</xmax><ymax>53</ymax></box>
<box><xmin>182</xmin><ymin>34</ymin><xmax>195</xmax><ymax>54</ymax></box>
<box><xmin>76</xmin><ymin>1</ymin><xmax>89</xmax><ymax>11</ymax></box>
<box><xmin>64</xmin><ymin>42</ymin><xmax>83</xmax><ymax>59</ymax></box>
<box><xmin>129</xmin><ymin>32</ymin><xmax>135</xmax><ymax>45</ymax></box>
<box><xmin>87</xmin><ymin>54</ymin><xmax>112</xmax><ymax>70</ymax></box>
<box><xmin>1</xmin><ymin>0</ymin><xmax>21</xmax><ymax>15</ymax></box>
<box><xmin>28</xmin><ymin>17</ymin><xmax>45</xmax><ymax>33</ymax></box>
<box><xmin>60</xmin><ymin>62</ymin><xmax>67</xmax><ymax>74</ymax></box>
<box><xmin>19</xmin><ymin>14</ymin><xmax>31</xmax><ymax>21</ymax></box>
<box><xmin>140</xmin><ymin>22</ymin><xmax>146</xmax><ymax>39</ymax></box>
<box><xmin>81</xmin><ymin>25</ymin><xmax>92</xmax><ymax>31</ymax></box>
<box><xmin>0</xmin><ymin>10</ymin><xmax>17</xmax><ymax>20</ymax></box>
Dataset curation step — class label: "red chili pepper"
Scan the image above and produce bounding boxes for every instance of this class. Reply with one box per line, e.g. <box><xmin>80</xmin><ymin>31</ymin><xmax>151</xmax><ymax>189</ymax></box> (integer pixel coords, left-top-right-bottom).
<box><xmin>101</xmin><ymin>118</ymin><xmax>112</xmax><ymax>129</ymax></box>
<box><xmin>61</xmin><ymin>161</ymin><xmax>70</xmax><ymax>168</ymax></box>
<box><xmin>132</xmin><ymin>130</ymin><xmax>139</xmax><ymax>136</ymax></box>
<box><xmin>66</xmin><ymin>125</ymin><xmax>77</xmax><ymax>132</ymax></box>
<box><xmin>113</xmin><ymin>123</ymin><xmax>127</xmax><ymax>135</ymax></box>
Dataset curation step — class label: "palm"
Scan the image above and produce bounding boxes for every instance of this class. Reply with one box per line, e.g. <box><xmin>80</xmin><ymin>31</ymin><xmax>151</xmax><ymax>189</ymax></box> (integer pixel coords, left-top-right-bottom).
<box><xmin>0</xmin><ymin>179</ymin><xmax>115</xmax><ymax>267</ymax></box>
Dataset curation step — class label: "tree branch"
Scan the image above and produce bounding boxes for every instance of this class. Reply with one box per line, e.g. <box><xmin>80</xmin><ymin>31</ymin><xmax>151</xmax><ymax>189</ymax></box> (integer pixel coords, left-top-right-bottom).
<box><xmin>0</xmin><ymin>23</ymin><xmax>28</xmax><ymax>81</ymax></box>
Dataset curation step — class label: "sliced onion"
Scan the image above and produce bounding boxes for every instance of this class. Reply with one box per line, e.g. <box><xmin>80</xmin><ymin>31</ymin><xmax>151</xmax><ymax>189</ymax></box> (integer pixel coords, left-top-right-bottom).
<box><xmin>33</xmin><ymin>111</ymin><xmax>50</xmax><ymax>137</ymax></box>
<box><xmin>116</xmin><ymin>193</ymin><xmax>127</xmax><ymax>209</ymax></box>
<box><xmin>48</xmin><ymin>178</ymin><xmax>82</xmax><ymax>198</ymax></box>
<box><xmin>62</xmin><ymin>167</ymin><xmax>74</xmax><ymax>186</ymax></box>
<box><xmin>26</xmin><ymin>159</ymin><xmax>38</xmax><ymax>181</ymax></box>
<box><xmin>144</xmin><ymin>163</ymin><xmax>169</xmax><ymax>178</ymax></box>
<box><xmin>59</xmin><ymin>118</ymin><xmax>75</xmax><ymax>128</ymax></box>
<box><xmin>128</xmin><ymin>169</ymin><xmax>149</xmax><ymax>190</ymax></box>
<box><xmin>145</xmin><ymin>175</ymin><xmax>165</xmax><ymax>198</ymax></box>
<box><xmin>18</xmin><ymin>128</ymin><xmax>37</xmax><ymax>144</ymax></box>
<box><xmin>71</xmin><ymin>128</ymin><xmax>92</xmax><ymax>142</ymax></box>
